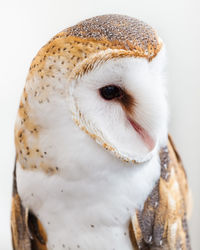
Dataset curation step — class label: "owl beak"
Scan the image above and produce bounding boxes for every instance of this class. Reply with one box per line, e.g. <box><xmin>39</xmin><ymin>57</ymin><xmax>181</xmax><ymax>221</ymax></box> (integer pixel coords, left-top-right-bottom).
<box><xmin>127</xmin><ymin>117</ymin><xmax>155</xmax><ymax>151</ymax></box>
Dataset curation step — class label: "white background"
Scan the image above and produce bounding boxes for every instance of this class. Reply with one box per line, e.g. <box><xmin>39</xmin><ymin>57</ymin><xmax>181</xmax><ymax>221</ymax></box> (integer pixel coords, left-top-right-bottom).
<box><xmin>0</xmin><ymin>0</ymin><xmax>199</xmax><ymax>249</ymax></box>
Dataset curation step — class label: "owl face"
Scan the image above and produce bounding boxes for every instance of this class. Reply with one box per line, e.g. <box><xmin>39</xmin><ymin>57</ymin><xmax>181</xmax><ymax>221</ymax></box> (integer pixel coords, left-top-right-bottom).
<box><xmin>69</xmin><ymin>49</ymin><xmax>168</xmax><ymax>164</ymax></box>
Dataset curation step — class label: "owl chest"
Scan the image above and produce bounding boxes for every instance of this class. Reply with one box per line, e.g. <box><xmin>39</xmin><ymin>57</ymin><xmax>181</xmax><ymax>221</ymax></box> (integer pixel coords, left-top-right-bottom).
<box><xmin>32</xmin><ymin>176</ymin><xmax>136</xmax><ymax>250</ymax></box>
<box><xmin>40</xmin><ymin>201</ymin><xmax>135</xmax><ymax>250</ymax></box>
<box><xmin>16</xmin><ymin>150</ymin><xmax>160</xmax><ymax>250</ymax></box>
<box><xmin>17</xmin><ymin>166</ymin><xmax>145</xmax><ymax>250</ymax></box>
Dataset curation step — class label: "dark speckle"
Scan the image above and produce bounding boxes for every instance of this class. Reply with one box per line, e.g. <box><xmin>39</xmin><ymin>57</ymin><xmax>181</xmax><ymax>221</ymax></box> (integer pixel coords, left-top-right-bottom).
<box><xmin>90</xmin><ymin>224</ymin><xmax>95</xmax><ymax>228</ymax></box>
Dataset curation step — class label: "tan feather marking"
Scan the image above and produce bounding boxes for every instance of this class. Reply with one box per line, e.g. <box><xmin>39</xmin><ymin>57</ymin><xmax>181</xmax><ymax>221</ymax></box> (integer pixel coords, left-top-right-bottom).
<box><xmin>28</xmin><ymin>36</ymin><xmax>113</xmax><ymax>80</ymax></box>
<box><xmin>129</xmin><ymin>220</ymin><xmax>140</xmax><ymax>249</ymax></box>
<box><xmin>15</xmin><ymin>88</ymin><xmax>40</xmax><ymax>166</ymax></box>
<box><xmin>131</xmin><ymin>212</ymin><xmax>144</xmax><ymax>248</ymax></box>
<box><xmin>11</xmin><ymin>193</ymin><xmax>32</xmax><ymax>250</ymax></box>
<box><xmin>15</xmin><ymin>87</ymin><xmax>60</xmax><ymax>175</ymax></box>
<box><xmin>69</xmin><ymin>49</ymin><xmax>138</xmax><ymax>80</ymax></box>
<box><xmin>15</xmin><ymin>90</ymin><xmax>59</xmax><ymax>175</ymax></box>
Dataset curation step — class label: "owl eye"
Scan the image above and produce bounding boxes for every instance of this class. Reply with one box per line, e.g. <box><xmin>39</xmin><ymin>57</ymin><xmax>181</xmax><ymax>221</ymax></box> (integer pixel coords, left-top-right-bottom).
<box><xmin>99</xmin><ymin>85</ymin><xmax>123</xmax><ymax>100</ymax></box>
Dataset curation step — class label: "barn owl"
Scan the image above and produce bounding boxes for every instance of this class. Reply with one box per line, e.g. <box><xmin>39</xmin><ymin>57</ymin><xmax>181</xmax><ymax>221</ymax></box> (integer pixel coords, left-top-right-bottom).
<box><xmin>11</xmin><ymin>14</ymin><xmax>191</xmax><ymax>250</ymax></box>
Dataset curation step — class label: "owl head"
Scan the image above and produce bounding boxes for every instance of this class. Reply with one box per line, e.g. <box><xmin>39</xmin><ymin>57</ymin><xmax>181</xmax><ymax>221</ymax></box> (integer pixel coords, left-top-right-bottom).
<box><xmin>16</xmin><ymin>14</ymin><xmax>168</xmax><ymax>170</ymax></box>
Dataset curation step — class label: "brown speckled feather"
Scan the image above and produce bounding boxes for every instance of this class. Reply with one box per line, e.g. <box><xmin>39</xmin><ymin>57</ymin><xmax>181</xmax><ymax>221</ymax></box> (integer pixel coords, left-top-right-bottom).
<box><xmin>131</xmin><ymin>135</ymin><xmax>191</xmax><ymax>249</ymax></box>
<box><xmin>11</xmin><ymin>159</ymin><xmax>47</xmax><ymax>250</ymax></box>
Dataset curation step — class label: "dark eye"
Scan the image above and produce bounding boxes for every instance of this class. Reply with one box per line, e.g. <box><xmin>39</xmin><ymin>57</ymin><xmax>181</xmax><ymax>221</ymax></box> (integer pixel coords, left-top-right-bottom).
<box><xmin>99</xmin><ymin>85</ymin><xmax>123</xmax><ymax>100</ymax></box>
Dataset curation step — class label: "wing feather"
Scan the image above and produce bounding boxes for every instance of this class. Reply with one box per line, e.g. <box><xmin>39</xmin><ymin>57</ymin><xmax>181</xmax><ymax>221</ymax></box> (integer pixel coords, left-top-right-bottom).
<box><xmin>11</xmin><ymin>158</ymin><xmax>47</xmax><ymax>250</ymax></box>
<box><xmin>131</xmin><ymin>135</ymin><xmax>191</xmax><ymax>249</ymax></box>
